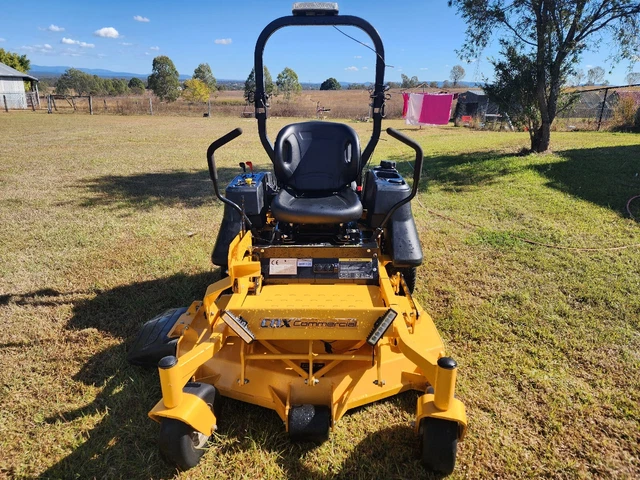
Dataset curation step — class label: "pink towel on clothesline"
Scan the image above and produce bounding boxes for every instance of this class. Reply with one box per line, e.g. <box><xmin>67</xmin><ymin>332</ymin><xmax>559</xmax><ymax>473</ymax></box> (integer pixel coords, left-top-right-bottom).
<box><xmin>402</xmin><ymin>93</ymin><xmax>454</xmax><ymax>126</ymax></box>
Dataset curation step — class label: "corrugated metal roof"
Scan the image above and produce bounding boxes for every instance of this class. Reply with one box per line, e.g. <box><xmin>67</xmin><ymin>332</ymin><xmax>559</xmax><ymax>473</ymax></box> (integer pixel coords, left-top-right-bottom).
<box><xmin>0</xmin><ymin>62</ymin><xmax>38</xmax><ymax>81</ymax></box>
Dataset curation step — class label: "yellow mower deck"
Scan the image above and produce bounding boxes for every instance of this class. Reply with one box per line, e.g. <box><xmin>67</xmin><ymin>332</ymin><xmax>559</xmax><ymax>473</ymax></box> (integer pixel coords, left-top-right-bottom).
<box><xmin>148</xmin><ymin>231</ymin><xmax>467</xmax><ymax>439</ymax></box>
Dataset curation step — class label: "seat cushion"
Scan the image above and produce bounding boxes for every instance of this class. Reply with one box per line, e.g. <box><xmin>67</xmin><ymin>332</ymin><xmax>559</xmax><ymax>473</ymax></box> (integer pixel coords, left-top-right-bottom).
<box><xmin>271</xmin><ymin>187</ymin><xmax>363</xmax><ymax>224</ymax></box>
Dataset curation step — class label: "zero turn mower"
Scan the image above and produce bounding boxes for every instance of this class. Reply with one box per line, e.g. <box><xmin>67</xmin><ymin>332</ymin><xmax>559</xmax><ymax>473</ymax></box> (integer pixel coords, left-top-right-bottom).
<box><xmin>128</xmin><ymin>3</ymin><xmax>467</xmax><ymax>475</ymax></box>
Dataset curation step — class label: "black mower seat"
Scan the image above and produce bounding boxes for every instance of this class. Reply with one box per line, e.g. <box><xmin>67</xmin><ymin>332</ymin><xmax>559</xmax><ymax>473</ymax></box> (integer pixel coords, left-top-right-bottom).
<box><xmin>271</xmin><ymin>121</ymin><xmax>362</xmax><ymax>224</ymax></box>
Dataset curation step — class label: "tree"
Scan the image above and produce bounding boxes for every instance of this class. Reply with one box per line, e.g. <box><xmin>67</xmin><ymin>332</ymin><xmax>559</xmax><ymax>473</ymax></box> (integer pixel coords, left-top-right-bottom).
<box><xmin>626</xmin><ymin>71</ymin><xmax>640</xmax><ymax>84</ymax></box>
<box><xmin>148</xmin><ymin>55</ymin><xmax>180</xmax><ymax>102</ymax></box>
<box><xmin>449</xmin><ymin>0</ymin><xmax>640</xmax><ymax>152</ymax></box>
<box><xmin>441</xmin><ymin>80</ymin><xmax>452</xmax><ymax>89</ymax></box>
<box><xmin>182</xmin><ymin>78</ymin><xmax>210</xmax><ymax>103</ymax></box>
<box><xmin>401</xmin><ymin>74</ymin><xmax>420</xmax><ymax>88</ymax></box>
<box><xmin>276</xmin><ymin>67</ymin><xmax>302</xmax><ymax>100</ymax></box>
<box><xmin>429</xmin><ymin>81</ymin><xmax>439</xmax><ymax>88</ymax></box>
<box><xmin>586</xmin><ymin>66</ymin><xmax>606</xmax><ymax>85</ymax></box>
<box><xmin>0</xmin><ymin>48</ymin><xmax>30</xmax><ymax>73</ymax></box>
<box><xmin>568</xmin><ymin>69</ymin><xmax>585</xmax><ymax>87</ymax></box>
<box><xmin>320</xmin><ymin>77</ymin><xmax>341</xmax><ymax>90</ymax></box>
<box><xmin>55</xmin><ymin>68</ymin><xmax>94</xmax><ymax>95</ymax></box>
<box><xmin>193</xmin><ymin>63</ymin><xmax>217</xmax><ymax>93</ymax></box>
<box><xmin>128</xmin><ymin>77</ymin><xmax>145</xmax><ymax>94</ymax></box>
<box><xmin>244</xmin><ymin>66</ymin><xmax>274</xmax><ymax>103</ymax></box>
<box><xmin>450</xmin><ymin>65</ymin><xmax>466</xmax><ymax>86</ymax></box>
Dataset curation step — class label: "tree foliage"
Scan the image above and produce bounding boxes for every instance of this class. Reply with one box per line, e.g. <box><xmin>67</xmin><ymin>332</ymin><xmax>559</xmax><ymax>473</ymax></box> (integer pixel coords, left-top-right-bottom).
<box><xmin>244</xmin><ymin>66</ymin><xmax>274</xmax><ymax>102</ymax></box>
<box><xmin>449</xmin><ymin>0</ymin><xmax>640</xmax><ymax>152</ymax></box>
<box><xmin>182</xmin><ymin>78</ymin><xmax>210</xmax><ymax>103</ymax></box>
<box><xmin>276</xmin><ymin>67</ymin><xmax>302</xmax><ymax>100</ymax></box>
<box><xmin>0</xmin><ymin>48</ymin><xmax>30</xmax><ymax>73</ymax></box>
<box><xmin>450</xmin><ymin>65</ymin><xmax>466</xmax><ymax>86</ymax></box>
<box><xmin>148</xmin><ymin>55</ymin><xmax>180</xmax><ymax>102</ymax></box>
<box><xmin>193</xmin><ymin>63</ymin><xmax>217</xmax><ymax>92</ymax></box>
<box><xmin>586</xmin><ymin>66</ymin><xmax>606</xmax><ymax>85</ymax></box>
<box><xmin>54</xmin><ymin>69</ymin><xmax>131</xmax><ymax>96</ymax></box>
<box><xmin>627</xmin><ymin>71</ymin><xmax>640</xmax><ymax>84</ymax></box>
<box><xmin>320</xmin><ymin>77</ymin><xmax>341</xmax><ymax>90</ymax></box>
<box><xmin>401</xmin><ymin>74</ymin><xmax>420</xmax><ymax>88</ymax></box>
<box><xmin>128</xmin><ymin>77</ymin><xmax>145</xmax><ymax>94</ymax></box>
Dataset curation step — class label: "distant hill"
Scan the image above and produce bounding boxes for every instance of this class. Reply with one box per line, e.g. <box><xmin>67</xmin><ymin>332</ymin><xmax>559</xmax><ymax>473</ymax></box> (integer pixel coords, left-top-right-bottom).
<box><xmin>28</xmin><ymin>65</ymin><xmax>481</xmax><ymax>89</ymax></box>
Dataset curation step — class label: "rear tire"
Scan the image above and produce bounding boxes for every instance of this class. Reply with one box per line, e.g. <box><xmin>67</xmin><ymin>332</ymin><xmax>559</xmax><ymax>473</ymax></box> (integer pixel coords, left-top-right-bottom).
<box><xmin>419</xmin><ymin>417</ymin><xmax>458</xmax><ymax>475</ymax></box>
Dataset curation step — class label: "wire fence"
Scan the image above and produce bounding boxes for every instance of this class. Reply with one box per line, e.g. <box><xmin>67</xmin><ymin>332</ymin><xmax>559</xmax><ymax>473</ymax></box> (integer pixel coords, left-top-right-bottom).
<box><xmin>2</xmin><ymin>87</ymin><xmax>639</xmax><ymax>132</ymax></box>
<box><xmin>555</xmin><ymin>84</ymin><xmax>640</xmax><ymax>131</ymax></box>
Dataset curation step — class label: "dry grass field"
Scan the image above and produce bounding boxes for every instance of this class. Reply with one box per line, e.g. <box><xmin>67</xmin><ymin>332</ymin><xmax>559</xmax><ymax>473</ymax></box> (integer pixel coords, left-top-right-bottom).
<box><xmin>0</xmin><ymin>112</ymin><xmax>639</xmax><ymax>479</ymax></box>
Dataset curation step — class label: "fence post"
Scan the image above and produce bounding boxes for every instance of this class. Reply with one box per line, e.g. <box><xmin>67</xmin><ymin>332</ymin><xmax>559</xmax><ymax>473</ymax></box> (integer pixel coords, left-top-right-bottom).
<box><xmin>597</xmin><ymin>87</ymin><xmax>609</xmax><ymax>131</ymax></box>
<box><xmin>208</xmin><ymin>99</ymin><xmax>211</xmax><ymax>117</ymax></box>
<box><xmin>104</xmin><ymin>99</ymin><xmax>107</xmax><ymax>112</ymax></box>
<box><xmin>3</xmin><ymin>95</ymin><xmax>8</xmax><ymax>112</ymax></box>
<box><xmin>31</xmin><ymin>93</ymin><xmax>36</xmax><ymax>111</ymax></box>
<box><xmin>149</xmin><ymin>97</ymin><xmax>153</xmax><ymax>115</ymax></box>
<box><xmin>51</xmin><ymin>95</ymin><xmax>58</xmax><ymax>111</ymax></box>
<box><xmin>89</xmin><ymin>96</ymin><xmax>93</xmax><ymax>115</ymax></box>
<box><xmin>47</xmin><ymin>94</ymin><xmax>52</xmax><ymax>114</ymax></box>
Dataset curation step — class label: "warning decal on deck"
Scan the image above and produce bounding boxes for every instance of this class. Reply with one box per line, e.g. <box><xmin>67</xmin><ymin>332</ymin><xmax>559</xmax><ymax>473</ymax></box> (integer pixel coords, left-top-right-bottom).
<box><xmin>297</xmin><ymin>258</ymin><xmax>313</xmax><ymax>267</ymax></box>
<box><xmin>269</xmin><ymin>258</ymin><xmax>297</xmax><ymax>275</ymax></box>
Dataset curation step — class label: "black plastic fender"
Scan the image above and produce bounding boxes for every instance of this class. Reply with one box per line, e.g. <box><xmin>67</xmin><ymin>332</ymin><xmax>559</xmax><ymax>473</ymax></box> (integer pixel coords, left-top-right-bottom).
<box><xmin>127</xmin><ymin>307</ymin><xmax>186</xmax><ymax>367</ymax></box>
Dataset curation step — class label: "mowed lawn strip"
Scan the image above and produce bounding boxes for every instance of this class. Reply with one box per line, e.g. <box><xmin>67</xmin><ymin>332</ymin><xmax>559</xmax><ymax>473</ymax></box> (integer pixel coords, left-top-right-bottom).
<box><xmin>0</xmin><ymin>113</ymin><xmax>638</xmax><ymax>479</ymax></box>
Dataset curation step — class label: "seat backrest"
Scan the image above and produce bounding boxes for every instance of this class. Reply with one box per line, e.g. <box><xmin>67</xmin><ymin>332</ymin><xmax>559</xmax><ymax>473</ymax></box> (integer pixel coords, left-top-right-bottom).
<box><xmin>273</xmin><ymin>121</ymin><xmax>360</xmax><ymax>191</ymax></box>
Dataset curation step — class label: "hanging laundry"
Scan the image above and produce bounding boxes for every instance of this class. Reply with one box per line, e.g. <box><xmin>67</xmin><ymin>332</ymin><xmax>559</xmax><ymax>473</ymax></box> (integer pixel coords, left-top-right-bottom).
<box><xmin>402</xmin><ymin>93</ymin><xmax>454</xmax><ymax>126</ymax></box>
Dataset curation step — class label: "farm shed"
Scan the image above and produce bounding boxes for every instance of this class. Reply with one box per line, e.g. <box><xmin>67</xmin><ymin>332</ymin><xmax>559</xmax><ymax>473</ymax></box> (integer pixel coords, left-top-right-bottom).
<box><xmin>0</xmin><ymin>62</ymin><xmax>39</xmax><ymax>110</ymax></box>
<box><xmin>453</xmin><ymin>89</ymin><xmax>511</xmax><ymax>129</ymax></box>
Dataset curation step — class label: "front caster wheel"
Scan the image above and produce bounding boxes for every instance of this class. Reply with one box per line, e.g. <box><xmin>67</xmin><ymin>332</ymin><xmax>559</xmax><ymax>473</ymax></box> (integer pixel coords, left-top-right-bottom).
<box><xmin>158</xmin><ymin>382</ymin><xmax>221</xmax><ymax>470</ymax></box>
<box><xmin>288</xmin><ymin>404</ymin><xmax>331</xmax><ymax>443</ymax></box>
<box><xmin>159</xmin><ymin>418</ymin><xmax>210</xmax><ymax>471</ymax></box>
<box><xmin>419</xmin><ymin>417</ymin><xmax>459</xmax><ymax>475</ymax></box>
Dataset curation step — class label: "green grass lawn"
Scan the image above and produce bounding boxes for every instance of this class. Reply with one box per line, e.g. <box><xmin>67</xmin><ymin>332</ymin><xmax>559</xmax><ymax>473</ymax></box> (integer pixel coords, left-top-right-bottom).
<box><xmin>1</xmin><ymin>112</ymin><xmax>639</xmax><ymax>479</ymax></box>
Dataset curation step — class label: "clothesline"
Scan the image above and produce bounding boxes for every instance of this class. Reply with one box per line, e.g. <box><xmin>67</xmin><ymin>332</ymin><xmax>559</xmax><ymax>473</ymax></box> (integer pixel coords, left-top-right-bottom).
<box><xmin>402</xmin><ymin>92</ymin><xmax>455</xmax><ymax>126</ymax></box>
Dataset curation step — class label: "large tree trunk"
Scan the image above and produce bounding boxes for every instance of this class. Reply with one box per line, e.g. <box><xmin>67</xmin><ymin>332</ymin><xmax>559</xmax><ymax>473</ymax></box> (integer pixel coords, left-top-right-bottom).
<box><xmin>531</xmin><ymin>121</ymin><xmax>551</xmax><ymax>152</ymax></box>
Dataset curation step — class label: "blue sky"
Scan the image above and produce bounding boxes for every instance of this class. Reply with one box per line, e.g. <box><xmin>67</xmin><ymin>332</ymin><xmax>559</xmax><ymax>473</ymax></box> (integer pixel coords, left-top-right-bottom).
<box><xmin>1</xmin><ymin>0</ymin><xmax>636</xmax><ymax>85</ymax></box>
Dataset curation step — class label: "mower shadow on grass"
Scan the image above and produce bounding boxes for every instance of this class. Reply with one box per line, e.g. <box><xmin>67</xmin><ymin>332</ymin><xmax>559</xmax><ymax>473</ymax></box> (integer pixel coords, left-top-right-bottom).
<box><xmin>532</xmin><ymin>144</ymin><xmax>640</xmax><ymax>218</ymax></box>
<box><xmin>38</xmin><ymin>270</ymin><xmax>439</xmax><ymax>479</ymax></box>
<box><xmin>74</xmin><ymin>167</ymin><xmax>243</xmax><ymax>210</ymax></box>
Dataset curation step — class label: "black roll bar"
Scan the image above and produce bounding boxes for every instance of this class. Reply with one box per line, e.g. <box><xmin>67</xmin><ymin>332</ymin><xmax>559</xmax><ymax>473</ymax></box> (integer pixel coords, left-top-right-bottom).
<box><xmin>254</xmin><ymin>13</ymin><xmax>386</xmax><ymax>170</ymax></box>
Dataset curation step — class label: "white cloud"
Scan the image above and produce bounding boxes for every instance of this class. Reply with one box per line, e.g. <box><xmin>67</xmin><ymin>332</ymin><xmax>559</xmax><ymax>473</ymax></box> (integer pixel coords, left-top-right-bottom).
<box><xmin>362</xmin><ymin>66</ymin><xmax>368</xmax><ymax>70</ymax></box>
<box><xmin>47</xmin><ymin>24</ymin><xmax>65</xmax><ymax>32</ymax></box>
<box><xmin>149</xmin><ymin>46</ymin><xmax>160</xmax><ymax>51</ymax></box>
<box><xmin>22</xmin><ymin>43</ymin><xmax>55</xmax><ymax>53</ymax></box>
<box><xmin>0</xmin><ymin>38</ymin><xmax>5</xmax><ymax>42</ymax></box>
<box><xmin>133</xmin><ymin>15</ymin><xmax>150</xmax><ymax>22</ymax></box>
<box><xmin>145</xmin><ymin>52</ymin><xmax>150</xmax><ymax>55</ymax></box>
<box><xmin>61</xmin><ymin>37</ymin><xmax>95</xmax><ymax>48</ymax></box>
<box><xmin>97</xmin><ymin>53</ymin><xmax>107</xmax><ymax>58</ymax></box>
<box><xmin>345</xmin><ymin>66</ymin><xmax>358</xmax><ymax>71</ymax></box>
<box><xmin>354</xmin><ymin>55</ymin><xmax>362</xmax><ymax>59</ymax></box>
<box><xmin>94</xmin><ymin>27</ymin><xmax>120</xmax><ymax>38</ymax></box>
<box><xmin>44</xmin><ymin>44</ymin><xmax>52</xmax><ymax>49</ymax></box>
<box><xmin>214</xmin><ymin>38</ymin><xmax>232</xmax><ymax>45</ymax></box>
<box><xmin>419</xmin><ymin>67</ymin><xmax>428</xmax><ymax>70</ymax></box>
<box><xmin>120</xmin><ymin>42</ymin><xmax>133</xmax><ymax>46</ymax></box>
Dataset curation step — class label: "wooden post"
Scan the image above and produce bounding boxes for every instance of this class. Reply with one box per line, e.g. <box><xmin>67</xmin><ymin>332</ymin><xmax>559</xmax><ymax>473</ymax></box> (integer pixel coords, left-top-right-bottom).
<box><xmin>149</xmin><ymin>96</ymin><xmax>153</xmax><ymax>115</ymax></box>
<box><xmin>104</xmin><ymin>99</ymin><xmax>107</xmax><ymax>112</ymax></box>
<box><xmin>47</xmin><ymin>94</ymin><xmax>52</xmax><ymax>114</ymax></box>
<box><xmin>208</xmin><ymin>99</ymin><xmax>211</xmax><ymax>117</ymax></box>
<box><xmin>597</xmin><ymin>87</ymin><xmax>609</xmax><ymax>131</ymax></box>
<box><xmin>30</xmin><ymin>93</ymin><xmax>36</xmax><ymax>111</ymax></box>
<box><xmin>3</xmin><ymin>95</ymin><xmax>8</xmax><ymax>112</ymax></box>
<box><xmin>89</xmin><ymin>96</ymin><xmax>93</xmax><ymax>115</ymax></box>
<box><xmin>51</xmin><ymin>96</ymin><xmax>58</xmax><ymax>112</ymax></box>
<box><xmin>35</xmin><ymin>83</ymin><xmax>40</xmax><ymax>107</ymax></box>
